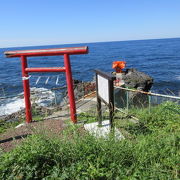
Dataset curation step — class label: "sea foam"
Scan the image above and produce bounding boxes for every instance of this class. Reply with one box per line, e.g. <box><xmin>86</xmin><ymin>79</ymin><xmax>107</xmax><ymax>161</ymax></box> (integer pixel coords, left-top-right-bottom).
<box><xmin>0</xmin><ymin>97</ymin><xmax>24</xmax><ymax>116</ymax></box>
<box><xmin>0</xmin><ymin>87</ymin><xmax>55</xmax><ymax>116</ymax></box>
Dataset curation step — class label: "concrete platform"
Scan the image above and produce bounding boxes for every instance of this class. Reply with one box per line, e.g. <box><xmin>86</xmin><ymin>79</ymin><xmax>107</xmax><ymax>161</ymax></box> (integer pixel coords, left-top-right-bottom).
<box><xmin>84</xmin><ymin>120</ymin><xmax>125</xmax><ymax>140</ymax></box>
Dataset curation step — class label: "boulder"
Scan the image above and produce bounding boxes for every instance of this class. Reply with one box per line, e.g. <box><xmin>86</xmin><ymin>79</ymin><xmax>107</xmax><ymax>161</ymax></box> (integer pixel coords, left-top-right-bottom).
<box><xmin>122</xmin><ymin>68</ymin><xmax>153</xmax><ymax>91</ymax></box>
<box><xmin>115</xmin><ymin>68</ymin><xmax>153</xmax><ymax>109</ymax></box>
<box><xmin>73</xmin><ymin>80</ymin><xmax>96</xmax><ymax>100</ymax></box>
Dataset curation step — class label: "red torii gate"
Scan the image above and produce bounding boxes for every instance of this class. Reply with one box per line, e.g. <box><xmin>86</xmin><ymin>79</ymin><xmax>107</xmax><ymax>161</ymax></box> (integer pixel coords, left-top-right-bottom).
<box><xmin>4</xmin><ymin>46</ymin><xmax>88</xmax><ymax>124</ymax></box>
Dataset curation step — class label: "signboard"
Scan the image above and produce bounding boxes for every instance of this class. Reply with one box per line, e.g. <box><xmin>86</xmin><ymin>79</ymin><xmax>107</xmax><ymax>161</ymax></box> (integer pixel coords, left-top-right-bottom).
<box><xmin>97</xmin><ymin>75</ymin><xmax>109</xmax><ymax>103</ymax></box>
<box><xmin>95</xmin><ymin>69</ymin><xmax>116</xmax><ymax>128</ymax></box>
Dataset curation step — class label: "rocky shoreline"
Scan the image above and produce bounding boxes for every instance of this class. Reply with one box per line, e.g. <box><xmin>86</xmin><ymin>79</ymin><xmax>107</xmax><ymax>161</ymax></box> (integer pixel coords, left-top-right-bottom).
<box><xmin>0</xmin><ymin>68</ymin><xmax>153</xmax><ymax>123</ymax></box>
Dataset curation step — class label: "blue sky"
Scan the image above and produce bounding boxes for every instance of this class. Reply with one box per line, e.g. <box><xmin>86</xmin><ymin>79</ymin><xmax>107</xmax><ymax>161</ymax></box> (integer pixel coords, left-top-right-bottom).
<box><xmin>0</xmin><ymin>0</ymin><xmax>180</xmax><ymax>47</ymax></box>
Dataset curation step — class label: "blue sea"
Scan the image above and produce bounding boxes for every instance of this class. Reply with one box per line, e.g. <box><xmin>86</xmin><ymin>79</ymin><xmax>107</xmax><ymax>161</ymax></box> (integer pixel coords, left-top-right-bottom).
<box><xmin>0</xmin><ymin>38</ymin><xmax>180</xmax><ymax>115</ymax></box>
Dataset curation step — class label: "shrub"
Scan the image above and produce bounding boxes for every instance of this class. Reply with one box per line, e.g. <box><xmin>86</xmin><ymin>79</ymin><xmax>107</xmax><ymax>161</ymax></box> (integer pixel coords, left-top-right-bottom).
<box><xmin>0</xmin><ymin>102</ymin><xmax>179</xmax><ymax>179</ymax></box>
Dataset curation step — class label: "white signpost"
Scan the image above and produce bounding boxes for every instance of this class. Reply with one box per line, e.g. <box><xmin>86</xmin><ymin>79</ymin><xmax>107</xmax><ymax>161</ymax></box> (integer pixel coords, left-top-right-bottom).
<box><xmin>95</xmin><ymin>69</ymin><xmax>116</xmax><ymax>128</ymax></box>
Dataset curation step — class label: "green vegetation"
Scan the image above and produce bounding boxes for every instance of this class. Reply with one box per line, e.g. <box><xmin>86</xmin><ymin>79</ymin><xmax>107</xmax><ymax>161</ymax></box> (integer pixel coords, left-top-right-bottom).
<box><xmin>125</xmin><ymin>101</ymin><xmax>180</xmax><ymax>133</ymax></box>
<box><xmin>0</xmin><ymin>120</ymin><xmax>20</xmax><ymax>134</ymax></box>
<box><xmin>0</xmin><ymin>106</ymin><xmax>45</xmax><ymax>135</ymax></box>
<box><xmin>0</xmin><ymin>102</ymin><xmax>179</xmax><ymax>179</ymax></box>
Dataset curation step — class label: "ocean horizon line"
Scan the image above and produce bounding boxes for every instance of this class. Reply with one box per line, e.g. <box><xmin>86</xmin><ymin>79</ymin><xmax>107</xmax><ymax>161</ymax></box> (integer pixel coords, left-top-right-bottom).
<box><xmin>1</xmin><ymin>36</ymin><xmax>180</xmax><ymax>49</ymax></box>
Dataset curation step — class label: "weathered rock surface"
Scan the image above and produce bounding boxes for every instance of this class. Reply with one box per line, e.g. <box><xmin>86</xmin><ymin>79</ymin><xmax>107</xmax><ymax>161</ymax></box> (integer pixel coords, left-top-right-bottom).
<box><xmin>0</xmin><ymin>105</ymin><xmax>57</xmax><ymax>123</ymax></box>
<box><xmin>122</xmin><ymin>68</ymin><xmax>153</xmax><ymax>91</ymax></box>
<box><xmin>60</xmin><ymin>80</ymin><xmax>96</xmax><ymax>106</ymax></box>
<box><xmin>73</xmin><ymin>80</ymin><xmax>96</xmax><ymax>100</ymax></box>
<box><xmin>115</xmin><ymin>68</ymin><xmax>153</xmax><ymax>108</ymax></box>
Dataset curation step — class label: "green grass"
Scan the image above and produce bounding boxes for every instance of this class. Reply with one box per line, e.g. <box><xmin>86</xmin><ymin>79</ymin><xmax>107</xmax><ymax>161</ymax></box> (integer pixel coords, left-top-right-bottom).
<box><xmin>0</xmin><ymin>120</ymin><xmax>20</xmax><ymax>134</ymax></box>
<box><xmin>126</xmin><ymin>101</ymin><xmax>180</xmax><ymax>134</ymax></box>
<box><xmin>0</xmin><ymin>102</ymin><xmax>179</xmax><ymax>179</ymax></box>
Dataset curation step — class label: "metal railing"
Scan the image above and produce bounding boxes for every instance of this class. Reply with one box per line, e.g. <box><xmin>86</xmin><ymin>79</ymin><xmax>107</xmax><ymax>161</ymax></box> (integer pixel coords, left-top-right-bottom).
<box><xmin>114</xmin><ymin>86</ymin><xmax>180</xmax><ymax>114</ymax></box>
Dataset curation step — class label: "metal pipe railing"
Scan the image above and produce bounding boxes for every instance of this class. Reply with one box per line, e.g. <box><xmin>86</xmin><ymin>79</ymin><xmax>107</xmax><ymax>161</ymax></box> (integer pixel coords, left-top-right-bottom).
<box><xmin>115</xmin><ymin>86</ymin><xmax>180</xmax><ymax>100</ymax></box>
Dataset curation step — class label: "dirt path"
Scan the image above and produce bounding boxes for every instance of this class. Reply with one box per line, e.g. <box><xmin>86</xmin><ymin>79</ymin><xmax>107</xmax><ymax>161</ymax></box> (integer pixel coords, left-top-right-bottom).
<box><xmin>0</xmin><ymin>118</ymin><xmax>66</xmax><ymax>152</ymax></box>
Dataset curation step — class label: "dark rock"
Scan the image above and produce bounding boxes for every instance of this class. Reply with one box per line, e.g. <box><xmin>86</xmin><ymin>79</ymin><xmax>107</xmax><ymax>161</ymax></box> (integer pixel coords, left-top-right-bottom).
<box><xmin>122</xmin><ymin>68</ymin><xmax>153</xmax><ymax>92</ymax></box>
<box><xmin>60</xmin><ymin>80</ymin><xmax>96</xmax><ymax>106</ymax></box>
<box><xmin>73</xmin><ymin>79</ymin><xmax>83</xmax><ymax>85</ymax></box>
<box><xmin>115</xmin><ymin>68</ymin><xmax>153</xmax><ymax>108</ymax></box>
<box><xmin>73</xmin><ymin>80</ymin><xmax>95</xmax><ymax>100</ymax></box>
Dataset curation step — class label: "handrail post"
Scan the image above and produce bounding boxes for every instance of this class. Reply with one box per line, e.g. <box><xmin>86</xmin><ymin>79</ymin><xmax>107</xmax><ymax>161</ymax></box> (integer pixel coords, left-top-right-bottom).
<box><xmin>126</xmin><ymin>90</ymin><xmax>129</xmax><ymax>113</ymax></box>
<box><xmin>148</xmin><ymin>95</ymin><xmax>151</xmax><ymax>113</ymax></box>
